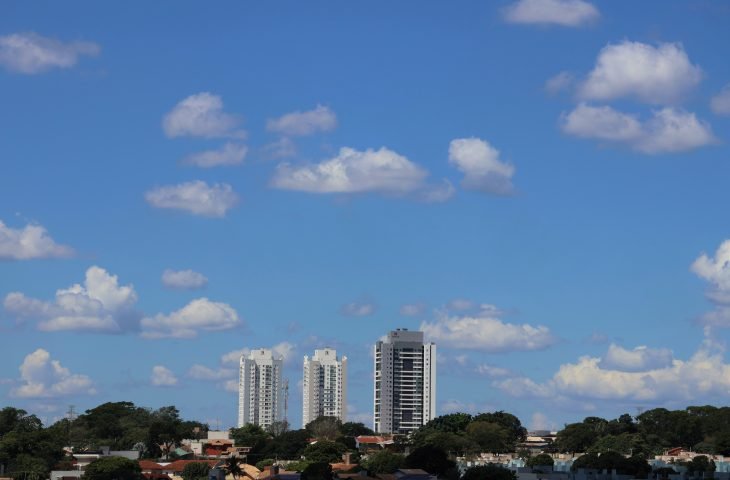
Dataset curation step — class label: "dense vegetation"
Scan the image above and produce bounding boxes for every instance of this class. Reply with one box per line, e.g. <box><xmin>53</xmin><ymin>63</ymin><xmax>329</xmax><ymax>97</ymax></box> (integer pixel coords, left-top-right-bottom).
<box><xmin>3</xmin><ymin>401</ymin><xmax>730</xmax><ymax>480</ymax></box>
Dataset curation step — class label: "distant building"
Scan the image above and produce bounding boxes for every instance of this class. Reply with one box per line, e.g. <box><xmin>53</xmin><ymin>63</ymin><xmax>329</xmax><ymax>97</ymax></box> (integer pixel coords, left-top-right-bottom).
<box><xmin>302</xmin><ymin>348</ymin><xmax>348</xmax><ymax>427</ymax></box>
<box><xmin>238</xmin><ymin>348</ymin><xmax>284</xmax><ymax>429</ymax></box>
<box><xmin>374</xmin><ymin>329</ymin><xmax>436</xmax><ymax>434</ymax></box>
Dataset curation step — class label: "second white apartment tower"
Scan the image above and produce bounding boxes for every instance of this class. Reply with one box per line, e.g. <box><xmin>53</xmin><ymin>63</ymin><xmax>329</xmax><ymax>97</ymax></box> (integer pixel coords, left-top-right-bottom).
<box><xmin>238</xmin><ymin>348</ymin><xmax>283</xmax><ymax>429</ymax></box>
<box><xmin>302</xmin><ymin>348</ymin><xmax>347</xmax><ymax>427</ymax></box>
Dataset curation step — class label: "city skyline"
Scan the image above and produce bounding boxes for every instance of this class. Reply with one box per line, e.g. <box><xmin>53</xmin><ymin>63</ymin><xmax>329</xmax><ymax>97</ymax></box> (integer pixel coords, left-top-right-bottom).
<box><xmin>2</xmin><ymin>0</ymin><xmax>730</xmax><ymax>432</ymax></box>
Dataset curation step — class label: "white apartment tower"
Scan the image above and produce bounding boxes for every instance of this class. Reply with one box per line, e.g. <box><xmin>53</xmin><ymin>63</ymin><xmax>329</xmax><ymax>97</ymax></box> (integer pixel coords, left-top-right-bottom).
<box><xmin>374</xmin><ymin>329</ymin><xmax>436</xmax><ymax>434</ymax></box>
<box><xmin>238</xmin><ymin>348</ymin><xmax>284</xmax><ymax>429</ymax></box>
<box><xmin>302</xmin><ymin>348</ymin><xmax>347</xmax><ymax>427</ymax></box>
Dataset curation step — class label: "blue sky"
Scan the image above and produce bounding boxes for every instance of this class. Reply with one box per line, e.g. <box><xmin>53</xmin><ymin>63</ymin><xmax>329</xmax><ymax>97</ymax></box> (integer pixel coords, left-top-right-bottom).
<box><xmin>2</xmin><ymin>0</ymin><xmax>730</xmax><ymax>432</ymax></box>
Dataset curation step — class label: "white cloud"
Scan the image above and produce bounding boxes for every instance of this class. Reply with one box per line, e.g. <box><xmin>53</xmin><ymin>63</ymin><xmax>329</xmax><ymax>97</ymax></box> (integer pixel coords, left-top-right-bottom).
<box><xmin>497</xmin><ymin>341</ymin><xmax>730</xmax><ymax>404</ymax></box>
<box><xmin>182</xmin><ymin>143</ymin><xmax>248</xmax><ymax>168</ymax></box>
<box><xmin>441</xmin><ymin>399</ymin><xmax>480</xmax><ymax>414</ymax></box>
<box><xmin>0</xmin><ymin>32</ymin><xmax>99</xmax><ymax>74</ymax></box>
<box><xmin>578</xmin><ymin>41</ymin><xmax>702</xmax><ymax>104</ymax></box>
<box><xmin>4</xmin><ymin>266</ymin><xmax>138</xmax><ymax>333</ymax></box>
<box><xmin>219</xmin><ymin>342</ymin><xmax>295</xmax><ymax>367</ymax></box>
<box><xmin>420</xmin><ymin>309</ymin><xmax>556</xmax><ymax>352</ymax></box>
<box><xmin>400</xmin><ymin>303</ymin><xmax>426</xmax><ymax>317</ymax></box>
<box><xmin>503</xmin><ymin>0</ymin><xmax>599</xmax><ymax>27</ymax></box>
<box><xmin>341</xmin><ymin>301</ymin><xmax>376</xmax><ymax>317</ymax></box>
<box><xmin>530</xmin><ymin>412</ymin><xmax>553</xmax><ymax>431</ymax></box>
<box><xmin>145</xmin><ymin>181</ymin><xmax>239</xmax><ymax>217</ymax></box>
<box><xmin>419</xmin><ymin>179</ymin><xmax>456</xmax><ymax>203</ymax></box>
<box><xmin>271</xmin><ymin>146</ymin><xmax>429</xmax><ymax>195</ymax></box>
<box><xmin>162</xmin><ymin>92</ymin><xmax>245</xmax><ymax>139</ymax></box>
<box><xmin>11</xmin><ymin>349</ymin><xmax>96</xmax><ymax>398</ymax></box>
<box><xmin>0</xmin><ymin>220</ymin><xmax>73</xmax><ymax>260</ymax></box>
<box><xmin>188</xmin><ymin>364</ymin><xmax>236</xmax><ymax>381</ymax></box>
<box><xmin>711</xmin><ymin>84</ymin><xmax>730</xmax><ymax>115</ymax></box>
<box><xmin>151</xmin><ymin>366</ymin><xmax>178</xmax><ymax>387</ymax></box>
<box><xmin>221</xmin><ymin>348</ymin><xmax>250</xmax><ymax>366</ymax></box>
<box><xmin>140</xmin><ymin>297</ymin><xmax>242</xmax><ymax>339</ymax></box>
<box><xmin>448</xmin><ymin>138</ymin><xmax>515</xmax><ymax>195</ymax></box>
<box><xmin>600</xmin><ymin>344</ymin><xmax>674</xmax><ymax>372</ymax></box>
<box><xmin>561</xmin><ymin>103</ymin><xmax>715</xmax><ymax>154</ymax></box>
<box><xmin>545</xmin><ymin>71</ymin><xmax>575</xmax><ymax>94</ymax></box>
<box><xmin>447</xmin><ymin>298</ymin><xmax>475</xmax><ymax>312</ymax></box>
<box><xmin>267</xmin><ymin>105</ymin><xmax>337</xmax><ymax>136</ymax></box>
<box><xmin>261</xmin><ymin>137</ymin><xmax>297</xmax><ymax>159</ymax></box>
<box><xmin>161</xmin><ymin>269</ymin><xmax>208</xmax><ymax>290</ymax></box>
<box><xmin>475</xmin><ymin>364</ymin><xmax>512</xmax><ymax>378</ymax></box>
<box><xmin>224</xmin><ymin>380</ymin><xmax>239</xmax><ymax>393</ymax></box>
<box><xmin>692</xmin><ymin>240</ymin><xmax>730</xmax><ymax>305</ymax></box>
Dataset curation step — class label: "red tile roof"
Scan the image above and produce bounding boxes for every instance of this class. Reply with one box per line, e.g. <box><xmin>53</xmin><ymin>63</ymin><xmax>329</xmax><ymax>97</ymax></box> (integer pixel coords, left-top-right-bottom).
<box><xmin>139</xmin><ymin>460</ymin><xmax>164</xmax><ymax>471</ymax></box>
<box><xmin>161</xmin><ymin>460</ymin><xmax>219</xmax><ymax>473</ymax></box>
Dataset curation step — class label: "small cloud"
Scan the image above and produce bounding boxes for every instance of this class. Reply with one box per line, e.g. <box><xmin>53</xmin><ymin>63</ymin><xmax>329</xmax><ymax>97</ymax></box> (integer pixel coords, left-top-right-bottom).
<box><xmin>145</xmin><ymin>181</ymin><xmax>239</xmax><ymax>218</ymax></box>
<box><xmin>261</xmin><ymin>137</ymin><xmax>297</xmax><ymax>160</ymax></box>
<box><xmin>446</xmin><ymin>298</ymin><xmax>475</xmax><ymax>312</ymax></box>
<box><xmin>0</xmin><ymin>219</ymin><xmax>73</xmax><ymax>260</ymax></box>
<box><xmin>151</xmin><ymin>365</ymin><xmax>178</xmax><ymax>387</ymax></box>
<box><xmin>187</xmin><ymin>364</ymin><xmax>235</xmax><ymax>381</ymax></box>
<box><xmin>182</xmin><ymin>143</ymin><xmax>248</xmax><ymax>168</ymax></box>
<box><xmin>475</xmin><ymin>363</ymin><xmax>512</xmax><ymax>378</ymax></box>
<box><xmin>419</xmin><ymin>179</ymin><xmax>456</xmax><ymax>203</ymax></box>
<box><xmin>141</xmin><ymin>298</ymin><xmax>242</xmax><ymax>339</ymax></box>
<box><xmin>221</xmin><ymin>348</ymin><xmax>250</xmax><ymax>366</ymax></box>
<box><xmin>340</xmin><ymin>301</ymin><xmax>376</xmax><ymax>317</ymax></box>
<box><xmin>448</xmin><ymin>138</ymin><xmax>515</xmax><ymax>196</ymax></box>
<box><xmin>710</xmin><ymin>83</ymin><xmax>730</xmax><ymax>115</ymax></box>
<box><xmin>400</xmin><ymin>303</ymin><xmax>426</xmax><ymax>317</ymax></box>
<box><xmin>0</xmin><ymin>32</ymin><xmax>100</xmax><ymax>74</ymax></box>
<box><xmin>267</xmin><ymin>105</ymin><xmax>337</xmax><ymax>136</ymax></box>
<box><xmin>421</xmin><ymin>307</ymin><xmax>556</xmax><ymax>352</ymax></box>
<box><xmin>4</xmin><ymin>266</ymin><xmax>139</xmax><ymax>333</ymax></box>
<box><xmin>11</xmin><ymin>349</ymin><xmax>96</xmax><ymax>398</ymax></box>
<box><xmin>271</xmin><ymin>146</ymin><xmax>430</xmax><ymax>196</ymax></box>
<box><xmin>545</xmin><ymin>71</ymin><xmax>574</xmax><ymax>94</ymax></box>
<box><xmin>162</xmin><ymin>92</ymin><xmax>245</xmax><ymax>139</ymax></box>
<box><xmin>161</xmin><ymin>269</ymin><xmax>208</xmax><ymax>290</ymax></box>
<box><xmin>578</xmin><ymin>41</ymin><xmax>702</xmax><ymax>105</ymax></box>
<box><xmin>561</xmin><ymin>103</ymin><xmax>716</xmax><ymax>154</ymax></box>
<box><xmin>503</xmin><ymin>0</ymin><xmax>599</xmax><ymax>27</ymax></box>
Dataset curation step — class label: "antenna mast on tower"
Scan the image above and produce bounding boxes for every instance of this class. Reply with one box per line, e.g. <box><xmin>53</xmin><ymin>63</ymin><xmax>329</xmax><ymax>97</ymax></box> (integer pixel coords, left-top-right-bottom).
<box><xmin>283</xmin><ymin>379</ymin><xmax>289</xmax><ymax>423</ymax></box>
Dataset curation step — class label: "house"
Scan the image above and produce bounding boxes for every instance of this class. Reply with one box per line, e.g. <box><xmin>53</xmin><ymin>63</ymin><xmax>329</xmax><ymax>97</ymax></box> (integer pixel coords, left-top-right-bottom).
<box><xmin>355</xmin><ymin>436</ymin><xmax>395</xmax><ymax>452</ymax></box>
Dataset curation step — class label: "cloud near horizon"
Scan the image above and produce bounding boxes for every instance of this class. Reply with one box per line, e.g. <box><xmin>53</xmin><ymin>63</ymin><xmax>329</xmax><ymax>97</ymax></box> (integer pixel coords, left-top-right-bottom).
<box><xmin>11</xmin><ymin>349</ymin><xmax>96</xmax><ymax>398</ymax></box>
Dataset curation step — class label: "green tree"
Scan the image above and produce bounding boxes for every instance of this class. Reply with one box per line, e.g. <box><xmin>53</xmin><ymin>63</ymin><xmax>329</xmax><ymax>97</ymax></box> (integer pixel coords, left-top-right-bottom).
<box><xmin>405</xmin><ymin>445</ymin><xmax>457</xmax><ymax>478</ymax></box>
<box><xmin>82</xmin><ymin>457</ymin><xmax>143</xmax><ymax>480</ymax></box>
<box><xmin>362</xmin><ymin>450</ymin><xmax>405</xmax><ymax>474</ymax></box>
<box><xmin>473</xmin><ymin>412</ymin><xmax>527</xmax><ymax>445</ymax></box>
<box><xmin>230</xmin><ymin>424</ymin><xmax>271</xmax><ymax>456</ymax></box>
<box><xmin>9</xmin><ymin>454</ymin><xmax>48</xmax><ymax>480</ymax></box>
<box><xmin>301</xmin><ymin>462</ymin><xmax>333</xmax><ymax>480</ymax></box>
<box><xmin>181</xmin><ymin>462</ymin><xmax>210</xmax><ymax>480</ymax></box>
<box><xmin>306</xmin><ymin>417</ymin><xmax>343</xmax><ymax>442</ymax></box>
<box><xmin>466</xmin><ymin>422</ymin><xmax>511</xmax><ymax>454</ymax></box>
<box><xmin>556</xmin><ymin>423</ymin><xmax>598</xmax><ymax>453</ymax></box>
<box><xmin>303</xmin><ymin>441</ymin><xmax>346</xmax><ymax>463</ymax></box>
<box><xmin>341</xmin><ymin>422</ymin><xmax>374</xmax><ymax>437</ymax></box>
<box><xmin>224</xmin><ymin>456</ymin><xmax>244</xmax><ymax>480</ymax></box>
<box><xmin>526</xmin><ymin>454</ymin><xmax>554</xmax><ymax>468</ymax></box>
<box><xmin>264</xmin><ymin>429</ymin><xmax>310</xmax><ymax>459</ymax></box>
<box><xmin>461</xmin><ymin>464</ymin><xmax>516</xmax><ymax>480</ymax></box>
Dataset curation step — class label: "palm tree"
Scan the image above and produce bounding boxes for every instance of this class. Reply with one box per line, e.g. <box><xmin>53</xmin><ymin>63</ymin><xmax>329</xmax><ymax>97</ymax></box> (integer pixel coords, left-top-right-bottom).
<box><xmin>224</xmin><ymin>455</ymin><xmax>244</xmax><ymax>480</ymax></box>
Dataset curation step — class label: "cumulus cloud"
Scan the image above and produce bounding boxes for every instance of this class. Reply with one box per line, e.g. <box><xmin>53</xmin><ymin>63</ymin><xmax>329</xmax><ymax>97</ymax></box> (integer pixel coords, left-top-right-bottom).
<box><xmin>11</xmin><ymin>349</ymin><xmax>96</xmax><ymax>398</ymax></box>
<box><xmin>140</xmin><ymin>297</ymin><xmax>242</xmax><ymax>339</ymax></box>
<box><xmin>420</xmin><ymin>309</ymin><xmax>556</xmax><ymax>352</ymax></box>
<box><xmin>497</xmin><ymin>341</ymin><xmax>730</xmax><ymax>404</ymax></box>
<box><xmin>162</xmin><ymin>92</ymin><xmax>245</xmax><ymax>139</ymax></box>
<box><xmin>600</xmin><ymin>344</ymin><xmax>674</xmax><ymax>372</ymax></box>
<box><xmin>448</xmin><ymin>138</ymin><xmax>515</xmax><ymax>195</ymax></box>
<box><xmin>0</xmin><ymin>220</ymin><xmax>73</xmax><ymax>260</ymax></box>
<box><xmin>0</xmin><ymin>32</ymin><xmax>99</xmax><ymax>74</ymax></box>
<box><xmin>151</xmin><ymin>366</ymin><xmax>178</xmax><ymax>387</ymax></box>
<box><xmin>340</xmin><ymin>301</ymin><xmax>376</xmax><ymax>317</ymax></box>
<box><xmin>578</xmin><ymin>41</ymin><xmax>702</xmax><ymax>104</ymax></box>
<box><xmin>145</xmin><ymin>181</ymin><xmax>238</xmax><ymax>217</ymax></box>
<box><xmin>271</xmin><ymin>146</ymin><xmax>430</xmax><ymax>196</ymax></box>
<box><xmin>503</xmin><ymin>0</ymin><xmax>599</xmax><ymax>27</ymax></box>
<box><xmin>711</xmin><ymin>84</ymin><xmax>730</xmax><ymax>115</ymax></box>
<box><xmin>4</xmin><ymin>266</ymin><xmax>139</xmax><ymax>333</ymax></box>
<box><xmin>267</xmin><ymin>105</ymin><xmax>337</xmax><ymax>136</ymax></box>
<box><xmin>693</xmin><ymin>240</ymin><xmax>730</xmax><ymax>306</ymax></box>
<box><xmin>161</xmin><ymin>269</ymin><xmax>208</xmax><ymax>290</ymax></box>
<box><xmin>182</xmin><ymin>143</ymin><xmax>248</xmax><ymax>168</ymax></box>
<box><xmin>475</xmin><ymin>364</ymin><xmax>512</xmax><ymax>378</ymax></box>
<box><xmin>188</xmin><ymin>364</ymin><xmax>235</xmax><ymax>381</ymax></box>
<box><xmin>561</xmin><ymin>103</ymin><xmax>715</xmax><ymax>154</ymax></box>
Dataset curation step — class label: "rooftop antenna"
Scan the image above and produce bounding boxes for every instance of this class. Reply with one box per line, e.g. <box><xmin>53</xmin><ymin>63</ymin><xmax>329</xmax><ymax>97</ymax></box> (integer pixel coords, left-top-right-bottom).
<box><xmin>283</xmin><ymin>379</ymin><xmax>290</xmax><ymax>423</ymax></box>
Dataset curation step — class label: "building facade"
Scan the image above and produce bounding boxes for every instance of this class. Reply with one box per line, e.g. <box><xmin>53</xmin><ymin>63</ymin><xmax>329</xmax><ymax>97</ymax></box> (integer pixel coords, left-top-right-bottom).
<box><xmin>238</xmin><ymin>348</ymin><xmax>284</xmax><ymax>429</ymax></box>
<box><xmin>302</xmin><ymin>348</ymin><xmax>347</xmax><ymax>427</ymax></box>
<box><xmin>374</xmin><ymin>328</ymin><xmax>436</xmax><ymax>434</ymax></box>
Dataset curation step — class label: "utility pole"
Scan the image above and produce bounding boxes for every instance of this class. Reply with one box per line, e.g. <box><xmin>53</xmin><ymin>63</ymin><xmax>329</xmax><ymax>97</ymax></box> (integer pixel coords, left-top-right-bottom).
<box><xmin>283</xmin><ymin>379</ymin><xmax>289</xmax><ymax>423</ymax></box>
